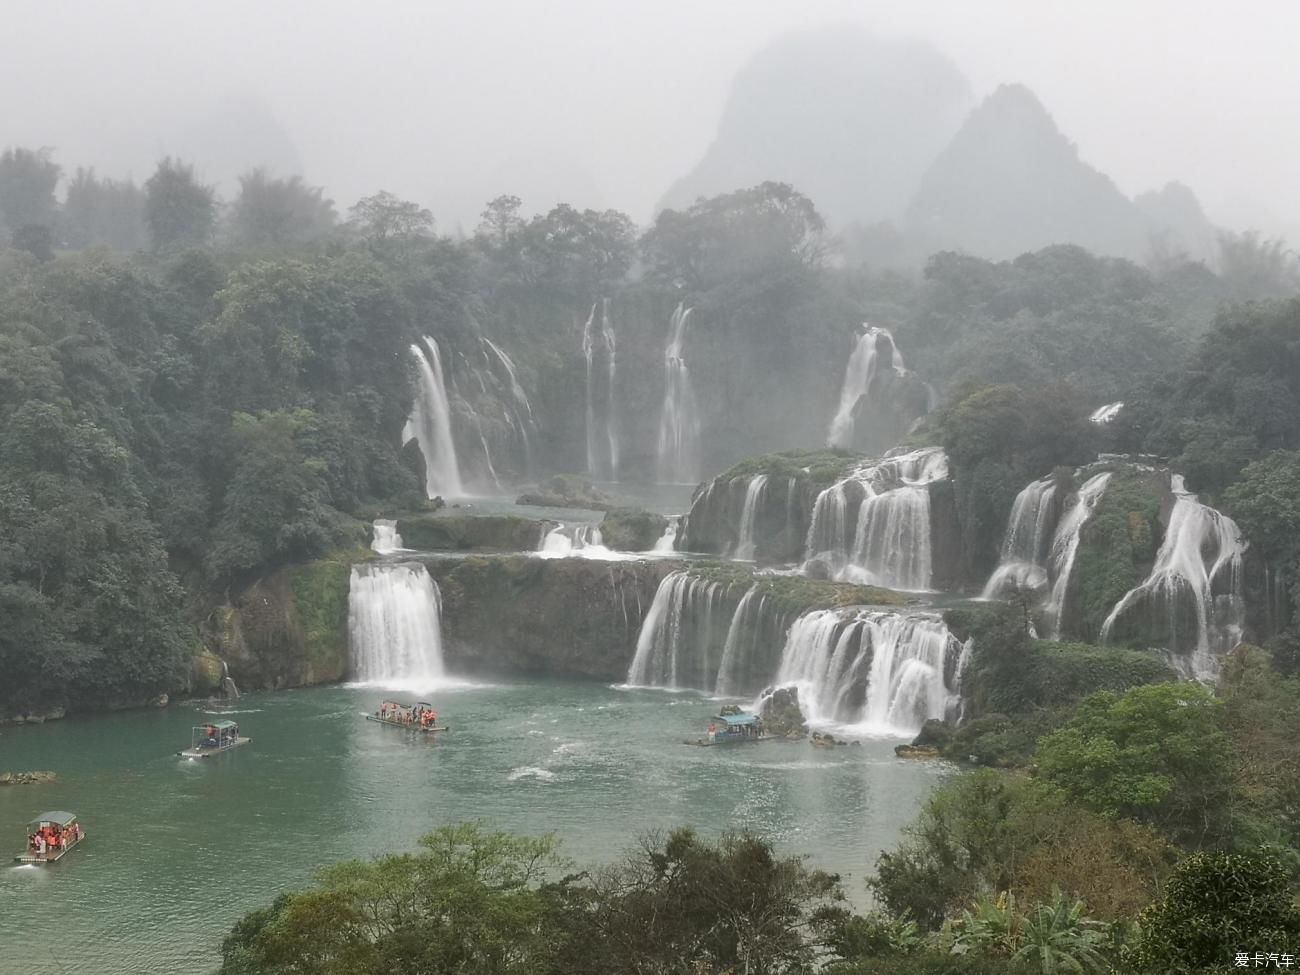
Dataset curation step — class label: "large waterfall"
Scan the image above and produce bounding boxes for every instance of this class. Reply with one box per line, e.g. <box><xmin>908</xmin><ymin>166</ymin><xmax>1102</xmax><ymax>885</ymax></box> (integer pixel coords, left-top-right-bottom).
<box><xmin>403</xmin><ymin>337</ymin><xmax>464</xmax><ymax>498</ymax></box>
<box><xmin>583</xmin><ymin>300</ymin><xmax>619</xmax><ymax>481</ymax></box>
<box><xmin>348</xmin><ymin>562</ymin><xmax>448</xmax><ymax>690</ymax></box>
<box><xmin>827</xmin><ymin>326</ymin><xmax>909</xmax><ymax>449</ymax></box>
<box><xmin>770</xmin><ymin>610</ymin><xmax>968</xmax><ymax>735</ymax></box>
<box><xmin>804</xmin><ymin>447</ymin><xmax>948</xmax><ymax>590</ymax></box>
<box><xmin>626</xmin><ymin>570</ymin><xmax>968</xmax><ymax>735</ymax></box>
<box><xmin>732</xmin><ymin>475</ymin><xmax>769</xmax><ymax>560</ymax></box>
<box><xmin>1100</xmin><ymin>475</ymin><xmax>1246</xmax><ymax>677</ymax></box>
<box><xmin>656</xmin><ymin>303</ymin><xmax>701</xmax><ymax>484</ymax></box>
<box><xmin>981</xmin><ymin>476</ymin><xmax>1058</xmax><ymax>598</ymax></box>
<box><xmin>1042</xmin><ymin>472</ymin><xmax>1111</xmax><ymax>638</ymax></box>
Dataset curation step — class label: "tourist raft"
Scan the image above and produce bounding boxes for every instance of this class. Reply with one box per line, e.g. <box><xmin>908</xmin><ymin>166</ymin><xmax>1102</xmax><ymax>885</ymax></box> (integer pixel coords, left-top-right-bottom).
<box><xmin>367</xmin><ymin>701</ymin><xmax>448</xmax><ymax>733</ymax></box>
<box><xmin>684</xmin><ymin>709</ymin><xmax>774</xmax><ymax>747</ymax></box>
<box><xmin>15</xmin><ymin>812</ymin><xmax>84</xmax><ymax>864</ymax></box>
<box><xmin>179</xmin><ymin>720</ymin><xmax>250</xmax><ymax>759</ymax></box>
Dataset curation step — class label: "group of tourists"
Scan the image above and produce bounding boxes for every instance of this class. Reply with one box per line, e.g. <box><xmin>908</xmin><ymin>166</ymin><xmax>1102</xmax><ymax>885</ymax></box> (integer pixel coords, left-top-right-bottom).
<box><xmin>376</xmin><ymin>702</ymin><xmax>438</xmax><ymax>728</ymax></box>
<box><xmin>27</xmin><ymin>822</ymin><xmax>80</xmax><ymax>857</ymax></box>
<box><xmin>200</xmin><ymin>723</ymin><xmax>239</xmax><ymax>748</ymax></box>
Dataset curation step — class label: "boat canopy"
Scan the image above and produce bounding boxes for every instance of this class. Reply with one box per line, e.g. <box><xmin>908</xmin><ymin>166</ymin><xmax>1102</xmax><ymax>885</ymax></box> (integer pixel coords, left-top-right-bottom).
<box><xmin>204</xmin><ymin>720</ymin><xmax>238</xmax><ymax>731</ymax></box>
<box><xmin>30</xmin><ymin>811</ymin><xmax>77</xmax><ymax>828</ymax></box>
<box><xmin>715</xmin><ymin>712</ymin><xmax>758</xmax><ymax>727</ymax></box>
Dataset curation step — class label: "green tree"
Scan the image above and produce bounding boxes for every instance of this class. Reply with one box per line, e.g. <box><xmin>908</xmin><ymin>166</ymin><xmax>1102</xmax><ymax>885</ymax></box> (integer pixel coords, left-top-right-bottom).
<box><xmin>1223</xmin><ymin>450</ymin><xmax>1300</xmax><ymax>576</ymax></box>
<box><xmin>1217</xmin><ymin>230</ymin><xmax>1300</xmax><ymax>303</ymax></box>
<box><xmin>229</xmin><ymin>168</ymin><xmax>336</xmax><ymax>247</ymax></box>
<box><xmin>0</xmin><ymin>146</ymin><xmax>60</xmax><ymax>232</ymax></box>
<box><xmin>63</xmin><ymin>168</ymin><xmax>147</xmax><ymax>250</ymax></box>
<box><xmin>347</xmin><ymin>190</ymin><xmax>433</xmax><ymax>243</ymax></box>
<box><xmin>1035</xmin><ymin>683</ymin><xmax>1233</xmax><ymax>846</ymax></box>
<box><xmin>1122</xmin><ymin>852</ymin><xmax>1300</xmax><ymax>975</ymax></box>
<box><xmin>144</xmin><ymin>156</ymin><xmax>217</xmax><ymax>250</ymax></box>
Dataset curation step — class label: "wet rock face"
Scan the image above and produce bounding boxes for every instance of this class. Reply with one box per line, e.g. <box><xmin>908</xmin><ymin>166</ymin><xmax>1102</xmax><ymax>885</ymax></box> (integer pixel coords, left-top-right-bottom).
<box><xmin>0</xmin><ymin>770</ymin><xmax>58</xmax><ymax>785</ymax></box>
<box><xmin>426</xmin><ymin>556</ymin><xmax>685</xmax><ymax>681</ymax></box>
<box><xmin>758</xmin><ymin>686</ymin><xmax>808</xmax><ymax>738</ymax></box>
<box><xmin>395</xmin><ymin>515</ymin><xmax>554</xmax><ymax>552</ymax></box>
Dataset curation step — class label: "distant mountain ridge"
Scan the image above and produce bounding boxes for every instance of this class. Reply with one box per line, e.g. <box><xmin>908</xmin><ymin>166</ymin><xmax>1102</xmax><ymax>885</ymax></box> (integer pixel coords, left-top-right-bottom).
<box><xmin>664</xmin><ymin>35</ymin><xmax>1218</xmax><ymax>264</ymax></box>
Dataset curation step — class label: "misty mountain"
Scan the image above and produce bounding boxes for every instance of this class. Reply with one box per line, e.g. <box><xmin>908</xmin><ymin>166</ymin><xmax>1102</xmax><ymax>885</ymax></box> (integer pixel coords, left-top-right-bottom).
<box><xmin>1134</xmin><ymin>180</ymin><xmax>1218</xmax><ymax>264</ymax></box>
<box><xmin>903</xmin><ymin>83</ymin><xmax>1158</xmax><ymax>261</ymax></box>
<box><xmin>659</xmin><ymin>26</ymin><xmax>973</xmax><ymax>226</ymax></box>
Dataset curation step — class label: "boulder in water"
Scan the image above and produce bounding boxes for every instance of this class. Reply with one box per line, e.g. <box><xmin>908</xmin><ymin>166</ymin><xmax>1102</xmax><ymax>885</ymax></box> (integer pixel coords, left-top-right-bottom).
<box><xmin>758</xmin><ymin>686</ymin><xmax>808</xmax><ymax>738</ymax></box>
<box><xmin>805</xmin><ymin>559</ymin><xmax>832</xmax><ymax>581</ymax></box>
<box><xmin>517</xmin><ymin>475</ymin><xmax>616</xmax><ymax>511</ymax></box>
<box><xmin>0</xmin><ymin>770</ymin><xmax>58</xmax><ymax>786</ymax></box>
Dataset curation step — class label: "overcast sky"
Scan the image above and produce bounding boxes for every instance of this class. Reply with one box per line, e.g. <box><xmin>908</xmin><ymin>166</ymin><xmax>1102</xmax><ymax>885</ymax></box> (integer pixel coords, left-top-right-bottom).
<box><xmin>3</xmin><ymin>0</ymin><xmax>1297</xmax><ymax>240</ymax></box>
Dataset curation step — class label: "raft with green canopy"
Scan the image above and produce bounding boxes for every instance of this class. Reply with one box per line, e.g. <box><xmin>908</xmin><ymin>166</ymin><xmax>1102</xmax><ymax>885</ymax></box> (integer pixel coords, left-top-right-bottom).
<box><xmin>179</xmin><ymin>719</ymin><xmax>251</xmax><ymax>759</ymax></box>
<box><xmin>15</xmin><ymin>811</ymin><xmax>85</xmax><ymax>864</ymax></box>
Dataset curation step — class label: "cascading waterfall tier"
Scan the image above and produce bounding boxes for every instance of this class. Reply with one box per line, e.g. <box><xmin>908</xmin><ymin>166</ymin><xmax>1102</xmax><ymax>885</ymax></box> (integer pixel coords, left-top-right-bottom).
<box><xmin>981</xmin><ymin>476</ymin><xmax>1058</xmax><ymax>598</ymax></box>
<box><xmin>537</xmin><ymin>523</ymin><xmax>618</xmax><ymax>559</ymax></box>
<box><xmin>827</xmin><ymin>325</ymin><xmax>910</xmax><ymax>449</ymax></box>
<box><xmin>767</xmin><ymin>609</ymin><xmax>968</xmax><ymax>735</ymax></box>
<box><xmin>656</xmin><ymin>303</ymin><xmax>701</xmax><ymax>484</ymax></box>
<box><xmin>348</xmin><ymin>562</ymin><xmax>447</xmax><ymax>689</ymax></box>
<box><xmin>371</xmin><ymin>519</ymin><xmax>405</xmax><ymax>555</ymax></box>
<box><xmin>1090</xmin><ymin>402</ymin><xmax>1124</xmax><ymax>424</ymax></box>
<box><xmin>652</xmin><ymin>516</ymin><xmax>680</xmax><ymax>553</ymax></box>
<box><xmin>583</xmin><ymin>300</ymin><xmax>619</xmax><ymax>481</ymax></box>
<box><xmin>732</xmin><ymin>475</ymin><xmax>769</xmax><ymax>560</ymax></box>
<box><xmin>626</xmin><ymin>570</ymin><xmax>969</xmax><ymax>736</ymax></box>
<box><xmin>804</xmin><ymin>447</ymin><xmax>948</xmax><ymax>591</ymax></box>
<box><xmin>402</xmin><ymin>336</ymin><xmax>464</xmax><ymax>498</ymax></box>
<box><xmin>1042</xmin><ymin>472</ymin><xmax>1111</xmax><ymax>639</ymax></box>
<box><xmin>1100</xmin><ymin>475</ymin><xmax>1246</xmax><ymax>678</ymax></box>
<box><xmin>481</xmin><ymin>335</ymin><xmax>536</xmax><ymax>477</ymax></box>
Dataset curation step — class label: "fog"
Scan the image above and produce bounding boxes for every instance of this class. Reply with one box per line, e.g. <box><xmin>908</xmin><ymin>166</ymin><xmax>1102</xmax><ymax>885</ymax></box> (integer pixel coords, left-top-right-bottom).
<box><xmin>3</xmin><ymin>0</ymin><xmax>1297</xmax><ymax>239</ymax></box>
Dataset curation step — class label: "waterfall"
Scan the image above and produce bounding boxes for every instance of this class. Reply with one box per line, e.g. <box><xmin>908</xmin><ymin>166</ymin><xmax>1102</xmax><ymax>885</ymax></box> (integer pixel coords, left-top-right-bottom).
<box><xmin>732</xmin><ymin>475</ymin><xmax>769</xmax><ymax>560</ymax></box>
<box><xmin>583</xmin><ymin>300</ymin><xmax>619</xmax><ymax>481</ymax></box>
<box><xmin>220</xmin><ymin>659</ymin><xmax>240</xmax><ymax>701</ymax></box>
<box><xmin>1043</xmin><ymin>472</ymin><xmax>1111</xmax><ymax>638</ymax></box>
<box><xmin>768</xmin><ymin>609</ymin><xmax>967</xmax><ymax>735</ymax></box>
<box><xmin>402</xmin><ymin>337</ymin><xmax>464</xmax><ymax>498</ymax></box>
<box><xmin>981</xmin><ymin>477</ymin><xmax>1058</xmax><ymax>598</ymax></box>
<box><xmin>715</xmin><ymin>587</ymin><xmax>768</xmax><ymax>696</ymax></box>
<box><xmin>1100</xmin><ymin>475</ymin><xmax>1246</xmax><ymax>677</ymax></box>
<box><xmin>656</xmin><ymin>303</ymin><xmax>701</xmax><ymax>484</ymax></box>
<box><xmin>371</xmin><ymin>519</ymin><xmax>405</xmax><ymax>555</ymax></box>
<box><xmin>804</xmin><ymin>447</ymin><xmax>947</xmax><ymax>590</ymax></box>
<box><xmin>625</xmin><ymin>571</ymin><xmax>726</xmax><ymax>689</ymax></box>
<box><xmin>827</xmin><ymin>326</ymin><xmax>909</xmax><ymax>449</ymax></box>
<box><xmin>481</xmin><ymin>336</ymin><xmax>536</xmax><ymax>478</ymax></box>
<box><xmin>1090</xmin><ymin>402</ymin><xmax>1124</xmax><ymax>424</ymax></box>
<box><xmin>537</xmin><ymin>523</ymin><xmax>613</xmax><ymax>559</ymax></box>
<box><xmin>348</xmin><ymin>562</ymin><xmax>447</xmax><ymax>690</ymax></box>
<box><xmin>652</xmin><ymin>516</ymin><xmax>680</xmax><ymax>553</ymax></box>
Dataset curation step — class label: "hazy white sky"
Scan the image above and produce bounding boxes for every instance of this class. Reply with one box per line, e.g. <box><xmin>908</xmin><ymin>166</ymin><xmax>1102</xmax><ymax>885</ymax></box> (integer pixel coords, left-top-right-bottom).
<box><xmin>3</xmin><ymin>0</ymin><xmax>1297</xmax><ymax>239</ymax></box>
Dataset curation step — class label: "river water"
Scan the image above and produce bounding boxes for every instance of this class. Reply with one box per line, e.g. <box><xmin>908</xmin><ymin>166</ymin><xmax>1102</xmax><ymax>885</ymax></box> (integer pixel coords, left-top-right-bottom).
<box><xmin>0</xmin><ymin>680</ymin><xmax>950</xmax><ymax>975</ymax></box>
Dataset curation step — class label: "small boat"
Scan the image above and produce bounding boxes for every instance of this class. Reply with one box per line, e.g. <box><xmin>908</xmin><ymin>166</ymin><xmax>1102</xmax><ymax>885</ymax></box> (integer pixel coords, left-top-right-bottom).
<box><xmin>15</xmin><ymin>812</ymin><xmax>85</xmax><ymax>864</ymax></box>
<box><xmin>179</xmin><ymin>719</ymin><xmax>251</xmax><ymax>759</ymax></box>
<box><xmin>684</xmin><ymin>711</ymin><xmax>775</xmax><ymax>747</ymax></box>
<box><xmin>366</xmin><ymin>701</ymin><xmax>449</xmax><ymax>733</ymax></box>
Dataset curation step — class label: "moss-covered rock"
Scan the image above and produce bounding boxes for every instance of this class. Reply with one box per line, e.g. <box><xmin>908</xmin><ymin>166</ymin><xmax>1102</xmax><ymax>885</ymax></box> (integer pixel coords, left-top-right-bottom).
<box><xmin>683</xmin><ymin>563</ymin><xmax>906</xmax><ymax>613</ymax></box>
<box><xmin>425</xmin><ymin>555</ymin><xmax>683</xmax><ymax>680</ymax></box>
<box><xmin>208</xmin><ymin>555</ymin><xmax>352</xmax><ymax>690</ymax></box>
<box><xmin>516</xmin><ymin>474</ymin><xmax>615</xmax><ymax>511</ymax></box>
<box><xmin>189</xmin><ymin>652</ymin><xmax>225</xmax><ymax>697</ymax></box>
<box><xmin>757</xmin><ymin>686</ymin><xmax>808</xmax><ymax>738</ymax></box>
<box><xmin>599</xmin><ymin>507</ymin><xmax>670</xmax><ymax>551</ymax></box>
<box><xmin>396</xmin><ymin>514</ymin><xmax>551</xmax><ymax>552</ymax></box>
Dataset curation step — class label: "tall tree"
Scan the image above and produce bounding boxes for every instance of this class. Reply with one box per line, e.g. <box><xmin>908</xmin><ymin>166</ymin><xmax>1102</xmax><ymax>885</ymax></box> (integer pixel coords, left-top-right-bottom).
<box><xmin>0</xmin><ymin>146</ymin><xmax>60</xmax><ymax>233</ymax></box>
<box><xmin>347</xmin><ymin>190</ymin><xmax>433</xmax><ymax>244</ymax></box>
<box><xmin>144</xmin><ymin>157</ymin><xmax>217</xmax><ymax>250</ymax></box>
<box><xmin>229</xmin><ymin>168</ymin><xmax>336</xmax><ymax>247</ymax></box>
<box><xmin>63</xmin><ymin>168</ymin><xmax>146</xmax><ymax>250</ymax></box>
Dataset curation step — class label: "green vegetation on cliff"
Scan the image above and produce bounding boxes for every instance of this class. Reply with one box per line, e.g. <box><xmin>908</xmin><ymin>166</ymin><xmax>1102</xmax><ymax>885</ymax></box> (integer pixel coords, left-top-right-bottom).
<box><xmin>716</xmin><ymin>447</ymin><xmax>861</xmax><ymax>489</ymax></box>
<box><xmin>287</xmin><ymin>556</ymin><xmax>353</xmax><ymax>682</ymax></box>
<box><xmin>685</xmin><ymin>562</ymin><xmax>907</xmax><ymax>613</ymax></box>
<box><xmin>396</xmin><ymin>514</ymin><xmax>549</xmax><ymax>552</ymax></box>
<box><xmin>598</xmin><ymin>507</ymin><xmax>669</xmax><ymax>551</ymax></box>
<box><xmin>1072</xmin><ymin>468</ymin><xmax>1162</xmax><ymax>640</ymax></box>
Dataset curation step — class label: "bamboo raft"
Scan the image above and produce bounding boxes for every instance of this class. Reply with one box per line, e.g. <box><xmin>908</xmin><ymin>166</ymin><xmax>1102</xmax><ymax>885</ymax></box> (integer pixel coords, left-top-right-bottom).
<box><xmin>179</xmin><ymin>737</ymin><xmax>251</xmax><ymax>759</ymax></box>
<box><xmin>15</xmin><ymin>832</ymin><xmax>84</xmax><ymax>864</ymax></box>
<box><xmin>366</xmin><ymin>715</ymin><xmax>449</xmax><ymax>733</ymax></box>
<box><xmin>683</xmin><ymin>735</ymin><xmax>778</xmax><ymax>747</ymax></box>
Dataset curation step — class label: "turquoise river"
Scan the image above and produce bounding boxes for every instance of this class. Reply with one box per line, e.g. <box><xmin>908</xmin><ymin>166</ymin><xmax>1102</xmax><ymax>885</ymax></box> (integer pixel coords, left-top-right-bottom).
<box><xmin>0</xmin><ymin>680</ymin><xmax>951</xmax><ymax>975</ymax></box>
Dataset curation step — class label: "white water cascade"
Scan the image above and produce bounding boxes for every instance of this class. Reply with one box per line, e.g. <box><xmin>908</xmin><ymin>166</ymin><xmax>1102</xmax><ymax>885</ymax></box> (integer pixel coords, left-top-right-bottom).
<box><xmin>652</xmin><ymin>516</ymin><xmax>680</xmax><ymax>553</ymax></box>
<box><xmin>981</xmin><ymin>477</ymin><xmax>1059</xmax><ymax>598</ymax></box>
<box><xmin>582</xmin><ymin>300</ymin><xmax>619</xmax><ymax>481</ymax></box>
<box><xmin>625</xmin><ymin>571</ymin><xmax>726</xmax><ymax>689</ymax></box>
<box><xmin>804</xmin><ymin>447</ymin><xmax>948</xmax><ymax>591</ymax></box>
<box><xmin>732</xmin><ymin>475</ymin><xmax>769</xmax><ymax>560</ymax></box>
<box><xmin>715</xmin><ymin>586</ymin><xmax>769</xmax><ymax>696</ymax></box>
<box><xmin>1100</xmin><ymin>475</ymin><xmax>1246</xmax><ymax>678</ymax></box>
<box><xmin>1042</xmin><ymin>472</ymin><xmax>1111</xmax><ymax>638</ymax></box>
<box><xmin>827</xmin><ymin>326</ymin><xmax>910</xmax><ymax>449</ymax></box>
<box><xmin>1090</xmin><ymin>402</ymin><xmax>1124</xmax><ymax>424</ymax></box>
<box><xmin>537</xmin><ymin>523</ymin><xmax>617</xmax><ymax>559</ymax></box>
<box><xmin>370</xmin><ymin>519</ymin><xmax>406</xmax><ymax>555</ymax></box>
<box><xmin>768</xmin><ymin>610</ymin><xmax>967</xmax><ymax>735</ymax></box>
<box><xmin>348</xmin><ymin>563</ymin><xmax>447</xmax><ymax>689</ymax></box>
<box><xmin>656</xmin><ymin>303</ymin><xmax>701</xmax><ymax>484</ymax></box>
<box><xmin>481</xmin><ymin>335</ymin><xmax>536</xmax><ymax>477</ymax></box>
<box><xmin>402</xmin><ymin>337</ymin><xmax>464</xmax><ymax>498</ymax></box>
